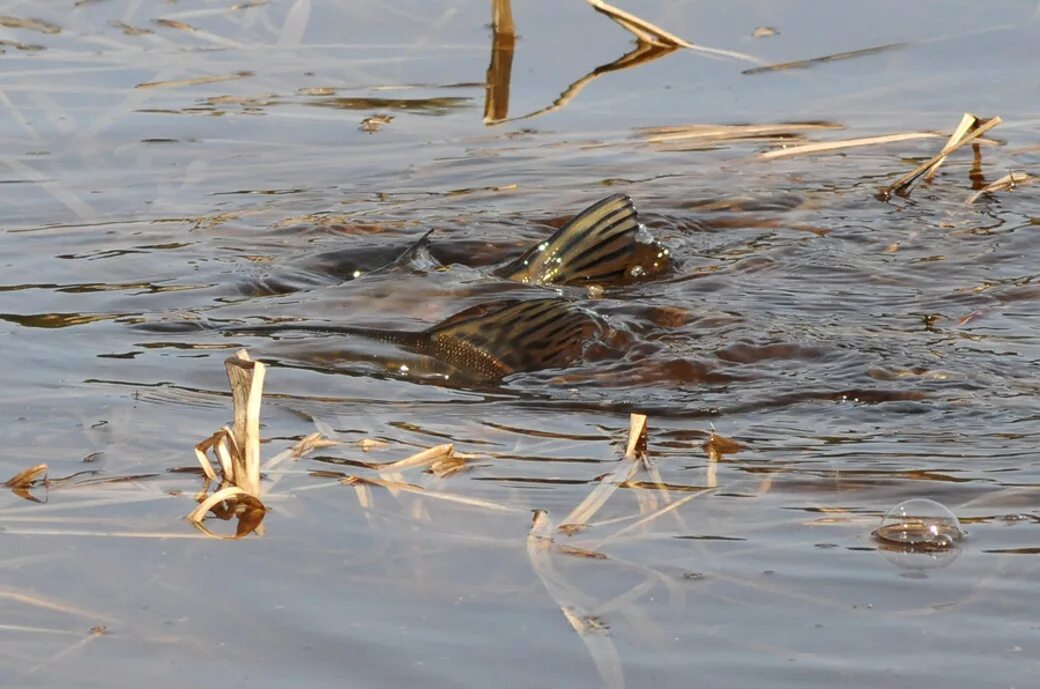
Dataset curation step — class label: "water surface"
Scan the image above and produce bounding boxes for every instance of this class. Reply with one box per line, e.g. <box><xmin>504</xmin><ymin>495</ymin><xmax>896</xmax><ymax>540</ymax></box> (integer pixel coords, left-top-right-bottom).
<box><xmin>2</xmin><ymin>2</ymin><xmax>1039</xmax><ymax>688</ymax></box>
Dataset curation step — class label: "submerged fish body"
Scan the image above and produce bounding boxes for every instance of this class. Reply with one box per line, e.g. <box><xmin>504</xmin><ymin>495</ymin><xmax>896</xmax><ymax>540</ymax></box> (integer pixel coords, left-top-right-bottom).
<box><xmin>496</xmin><ymin>193</ymin><xmax>671</xmax><ymax>286</ymax></box>
<box><xmin>229</xmin><ymin>298</ymin><xmax>605</xmax><ymax>384</ymax></box>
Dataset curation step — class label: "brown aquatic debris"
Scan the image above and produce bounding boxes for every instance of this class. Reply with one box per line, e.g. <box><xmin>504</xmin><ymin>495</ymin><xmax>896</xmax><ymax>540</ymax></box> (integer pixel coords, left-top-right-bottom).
<box><xmin>879</xmin><ymin>113</ymin><xmax>1002</xmax><ymax>200</ymax></box>
<box><xmin>4</xmin><ymin>463</ymin><xmax>48</xmax><ymax>502</ymax></box>
<box><xmin>135</xmin><ymin>71</ymin><xmax>254</xmax><ymax>90</ymax></box>
<box><xmin>644</xmin><ymin>121</ymin><xmax>843</xmax><ymax>148</ymax></box>
<box><xmin>359</xmin><ymin>114</ymin><xmax>393</xmax><ymax>133</ymax></box>
<box><xmin>964</xmin><ymin>171</ymin><xmax>1035</xmax><ymax>205</ymax></box>
<box><xmin>153</xmin><ymin>18</ymin><xmax>195</xmax><ymax>32</ymax></box>
<box><xmin>4</xmin><ymin>463</ymin><xmax>48</xmax><ymax>489</ymax></box>
<box><xmin>759</xmin><ymin>131</ymin><xmax>952</xmax><ymax>161</ymax></box>
<box><xmin>703</xmin><ymin>432</ymin><xmax>746</xmax><ymax>461</ymax></box>
<box><xmin>339</xmin><ymin>474</ymin><xmax>519</xmax><ymax>513</ymax></box>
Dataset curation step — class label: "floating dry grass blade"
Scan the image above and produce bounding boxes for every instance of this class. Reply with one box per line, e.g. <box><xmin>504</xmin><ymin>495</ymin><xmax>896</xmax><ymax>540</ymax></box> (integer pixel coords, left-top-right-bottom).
<box><xmin>559</xmin><ymin>414</ymin><xmax>647</xmax><ymax>534</ymax></box>
<box><xmin>339</xmin><ymin>475</ymin><xmax>520</xmax><ymax>513</ymax></box>
<box><xmin>375</xmin><ymin>443</ymin><xmax>455</xmax><ymax>472</ymax></box>
<box><xmin>758</xmin><ymin>131</ymin><xmax>947</xmax><ymax>160</ymax></box>
<box><xmin>743</xmin><ymin>41</ymin><xmax>910</xmax><ymax>75</ymax></box>
<box><xmin>585</xmin><ymin>0</ymin><xmax>692</xmax><ymax>48</ymax></box>
<box><xmin>134</xmin><ymin>71</ymin><xmax>254</xmax><ymax>90</ymax></box>
<box><xmin>0</xmin><ymin>16</ymin><xmax>61</xmax><ymax>34</ymax></box>
<box><xmin>5</xmin><ymin>464</ymin><xmax>48</xmax><ymax>488</ymax></box>
<box><xmin>643</xmin><ymin>121</ymin><xmax>843</xmax><ymax>149</ymax></box>
<box><xmin>879</xmin><ymin>114</ymin><xmax>1003</xmax><ymax>200</ymax></box>
<box><xmin>964</xmin><ymin>171</ymin><xmax>1036</xmax><ymax>205</ymax></box>
<box><xmin>625</xmin><ymin>413</ymin><xmax>648</xmax><ymax>461</ymax></box>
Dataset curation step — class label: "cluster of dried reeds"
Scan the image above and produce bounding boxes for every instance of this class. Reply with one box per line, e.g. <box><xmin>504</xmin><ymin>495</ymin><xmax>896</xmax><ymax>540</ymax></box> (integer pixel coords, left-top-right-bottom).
<box><xmin>187</xmin><ymin>349</ymin><xmax>330</xmax><ymax>538</ymax></box>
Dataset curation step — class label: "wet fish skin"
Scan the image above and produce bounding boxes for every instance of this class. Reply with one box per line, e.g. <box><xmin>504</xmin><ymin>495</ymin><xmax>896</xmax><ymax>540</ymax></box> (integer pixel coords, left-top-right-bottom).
<box><xmin>496</xmin><ymin>193</ymin><xmax>671</xmax><ymax>286</ymax></box>
<box><xmin>224</xmin><ymin>298</ymin><xmax>604</xmax><ymax>384</ymax></box>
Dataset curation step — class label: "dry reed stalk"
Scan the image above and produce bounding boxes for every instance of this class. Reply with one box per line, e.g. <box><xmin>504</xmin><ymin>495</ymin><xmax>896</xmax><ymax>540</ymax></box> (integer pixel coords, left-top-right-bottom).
<box><xmin>759</xmin><ymin>131</ymin><xmax>947</xmax><ymax>161</ymax></box>
<box><xmin>225</xmin><ymin>351</ymin><xmax>265</xmax><ymax>497</ymax></box>
<box><xmin>187</xmin><ymin>350</ymin><xmax>271</xmax><ymax>536</ymax></box>
<box><xmin>339</xmin><ymin>475</ymin><xmax>521</xmax><ymax>513</ymax></box>
<box><xmin>484</xmin><ymin>1</ymin><xmax>516</xmax><ymax>124</ymax></box>
<box><xmin>134</xmin><ymin>71</ymin><xmax>253</xmax><ymax>90</ymax></box>
<box><xmin>375</xmin><ymin>443</ymin><xmax>455</xmax><ymax>472</ymax></box>
<box><xmin>964</xmin><ymin>171</ymin><xmax>1035</xmax><ymax>204</ymax></box>
<box><xmin>4</xmin><ymin>463</ymin><xmax>48</xmax><ymax>501</ymax></box>
<box><xmin>625</xmin><ymin>413</ymin><xmax>648</xmax><ymax>460</ymax></box>
<box><xmin>644</xmin><ymin>121</ymin><xmax>842</xmax><ymax>146</ymax></box>
<box><xmin>491</xmin><ymin>0</ymin><xmax>514</xmax><ymax>36</ymax></box>
<box><xmin>879</xmin><ymin>114</ymin><xmax>1003</xmax><ymax>199</ymax></box>
<box><xmin>586</xmin><ymin>0</ymin><xmax>760</xmax><ymax>64</ymax></box>
<box><xmin>743</xmin><ymin>41</ymin><xmax>909</xmax><ymax>75</ymax></box>
<box><xmin>923</xmin><ymin>113</ymin><xmax>978</xmax><ymax>182</ymax></box>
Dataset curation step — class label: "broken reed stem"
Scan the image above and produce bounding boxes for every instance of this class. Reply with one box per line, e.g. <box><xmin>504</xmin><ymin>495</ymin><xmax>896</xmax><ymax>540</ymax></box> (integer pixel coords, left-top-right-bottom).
<box><xmin>879</xmin><ymin>114</ymin><xmax>1002</xmax><ymax>200</ymax></box>
<box><xmin>964</xmin><ymin>171</ymin><xmax>1035</xmax><ymax>205</ymax></box>
<box><xmin>187</xmin><ymin>349</ymin><xmax>272</xmax><ymax>537</ymax></box>
<box><xmin>4</xmin><ymin>464</ymin><xmax>48</xmax><ymax>489</ymax></box>
<box><xmin>225</xmin><ymin>350</ymin><xmax>265</xmax><ymax>497</ymax></box>
<box><xmin>625</xmin><ymin>413</ymin><xmax>648</xmax><ymax>461</ymax></box>
<box><xmin>585</xmin><ymin>0</ymin><xmax>761</xmax><ymax>63</ymax></box>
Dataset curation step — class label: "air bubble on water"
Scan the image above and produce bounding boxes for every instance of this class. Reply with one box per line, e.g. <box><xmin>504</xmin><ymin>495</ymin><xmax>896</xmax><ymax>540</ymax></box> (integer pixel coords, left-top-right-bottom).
<box><xmin>874</xmin><ymin>498</ymin><xmax>964</xmax><ymax>550</ymax></box>
<box><xmin>629</xmin><ymin>265</ymin><xmax>645</xmax><ymax>278</ymax></box>
<box><xmin>635</xmin><ymin>224</ymin><xmax>654</xmax><ymax>244</ymax></box>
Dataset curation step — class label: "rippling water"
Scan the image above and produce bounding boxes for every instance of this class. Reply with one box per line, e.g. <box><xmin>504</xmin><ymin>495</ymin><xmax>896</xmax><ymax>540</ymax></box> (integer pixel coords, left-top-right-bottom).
<box><xmin>2</xmin><ymin>2</ymin><xmax>1039</xmax><ymax>687</ymax></box>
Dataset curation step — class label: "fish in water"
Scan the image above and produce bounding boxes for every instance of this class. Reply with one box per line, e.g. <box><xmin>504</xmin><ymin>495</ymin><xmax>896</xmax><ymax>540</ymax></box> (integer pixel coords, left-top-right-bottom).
<box><xmin>495</xmin><ymin>193</ymin><xmax>671</xmax><ymax>286</ymax></box>
<box><xmin>153</xmin><ymin>196</ymin><xmax>668</xmax><ymax>382</ymax></box>
<box><xmin>226</xmin><ymin>298</ymin><xmax>606</xmax><ymax>384</ymax></box>
<box><xmin>306</xmin><ymin>194</ymin><xmax>671</xmax><ymax>288</ymax></box>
